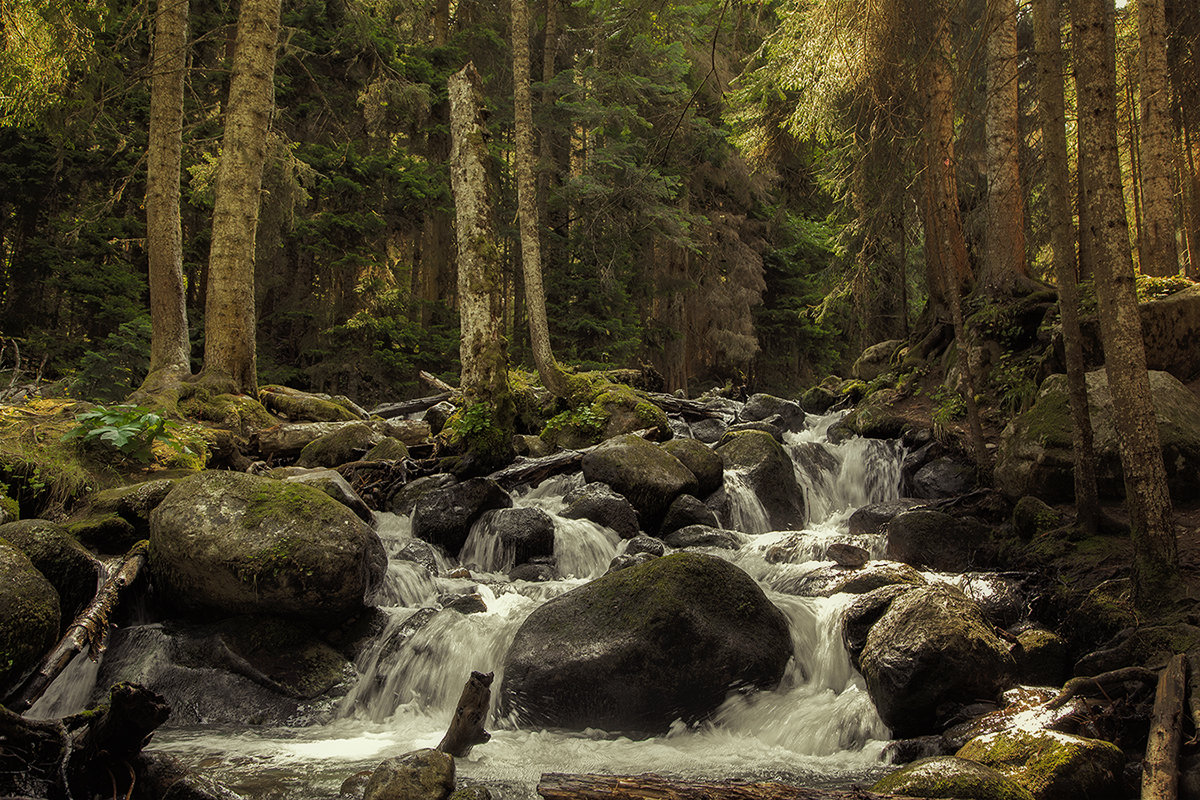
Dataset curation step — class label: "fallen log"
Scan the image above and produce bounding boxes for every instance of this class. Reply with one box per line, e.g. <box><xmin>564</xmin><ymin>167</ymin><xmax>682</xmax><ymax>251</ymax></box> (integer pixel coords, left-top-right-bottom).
<box><xmin>536</xmin><ymin>773</ymin><xmax>953</xmax><ymax>800</ymax></box>
<box><xmin>1143</xmin><ymin>654</ymin><xmax>1187</xmax><ymax>800</ymax></box>
<box><xmin>488</xmin><ymin>450</ymin><xmax>585</xmax><ymax>490</ymax></box>
<box><xmin>1046</xmin><ymin>666</ymin><xmax>1158</xmax><ymax>710</ymax></box>
<box><xmin>6</xmin><ymin>541</ymin><xmax>149</xmax><ymax>713</ymax></box>
<box><xmin>420</xmin><ymin>370</ymin><xmax>457</xmax><ymax>393</ymax></box>
<box><xmin>371</xmin><ymin>393</ymin><xmax>453</xmax><ymax>420</ymax></box>
<box><xmin>641</xmin><ymin>392</ymin><xmax>732</xmax><ymax>420</ymax></box>
<box><xmin>438</xmin><ymin>671</ymin><xmax>493</xmax><ymax>757</ymax></box>
<box><xmin>253</xmin><ymin>419</ymin><xmax>432</xmax><ymax>459</ymax></box>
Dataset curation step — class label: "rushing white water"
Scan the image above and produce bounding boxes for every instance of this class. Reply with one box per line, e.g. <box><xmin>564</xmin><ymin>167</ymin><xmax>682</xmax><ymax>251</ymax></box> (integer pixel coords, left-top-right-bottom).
<box><xmin>72</xmin><ymin>410</ymin><xmax>910</xmax><ymax>799</ymax></box>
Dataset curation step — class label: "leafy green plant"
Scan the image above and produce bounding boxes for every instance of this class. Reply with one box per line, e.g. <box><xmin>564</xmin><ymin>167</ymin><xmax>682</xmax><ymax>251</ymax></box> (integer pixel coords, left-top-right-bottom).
<box><xmin>62</xmin><ymin>405</ymin><xmax>194</xmax><ymax>464</ymax></box>
<box><xmin>931</xmin><ymin>386</ymin><xmax>966</xmax><ymax>426</ymax></box>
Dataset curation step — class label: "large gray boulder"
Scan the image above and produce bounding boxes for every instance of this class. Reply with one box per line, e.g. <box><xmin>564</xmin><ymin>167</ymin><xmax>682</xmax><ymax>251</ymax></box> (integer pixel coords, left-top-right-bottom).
<box><xmin>852</xmin><ymin>339</ymin><xmax>904</xmax><ymax>381</ymax></box>
<box><xmin>886</xmin><ymin>509</ymin><xmax>994</xmax><ymax>571</ymax></box>
<box><xmin>853</xmin><ymin>583</ymin><xmax>1016</xmax><ymax>737</ymax></box>
<box><xmin>1121</xmin><ymin>283</ymin><xmax>1200</xmax><ymax>380</ymax></box>
<box><xmin>995</xmin><ymin>369</ymin><xmax>1200</xmax><ymax>502</ymax></box>
<box><xmin>561</xmin><ymin>482</ymin><xmax>639</xmax><ymax>539</ymax></box>
<box><xmin>149</xmin><ymin>472</ymin><xmax>386</xmax><ymax>622</ymax></box>
<box><xmin>0</xmin><ymin>519</ymin><xmax>99</xmax><ymax>622</ymax></box>
<box><xmin>739</xmin><ymin>394</ymin><xmax>806</xmax><ymax>432</ymax></box>
<box><xmin>0</xmin><ymin>539</ymin><xmax>60</xmax><ymax>690</ymax></box>
<box><xmin>411</xmin><ymin>478</ymin><xmax>512</xmax><ymax>556</ymax></box>
<box><xmin>581</xmin><ymin>435</ymin><xmax>698</xmax><ymax>530</ymax></box>
<box><xmin>500</xmin><ymin>552</ymin><xmax>792</xmax><ymax>734</ymax></box>
<box><xmin>714</xmin><ymin>431</ymin><xmax>805</xmax><ymax>531</ymax></box>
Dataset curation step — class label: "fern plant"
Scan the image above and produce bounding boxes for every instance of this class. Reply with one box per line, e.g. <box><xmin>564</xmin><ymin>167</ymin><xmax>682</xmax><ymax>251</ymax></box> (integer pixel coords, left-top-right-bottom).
<box><xmin>62</xmin><ymin>405</ymin><xmax>194</xmax><ymax>464</ymax></box>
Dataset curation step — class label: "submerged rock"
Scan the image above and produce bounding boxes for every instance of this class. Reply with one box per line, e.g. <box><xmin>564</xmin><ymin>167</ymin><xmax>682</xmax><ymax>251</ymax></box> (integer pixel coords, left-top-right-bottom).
<box><xmin>0</xmin><ymin>539</ymin><xmax>60</xmax><ymax>690</ymax></box>
<box><xmin>500</xmin><ymin>552</ymin><xmax>792</xmax><ymax>734</ymax></box>
<box><xmin>149</xmin><ymin>471</ymin><xmax>386</xmax><ymax>622</ymax></box>
<box><xmin>870</xmin><ymin>755</ymin><xmax>1034</xmax><ymax>800</ymax></box>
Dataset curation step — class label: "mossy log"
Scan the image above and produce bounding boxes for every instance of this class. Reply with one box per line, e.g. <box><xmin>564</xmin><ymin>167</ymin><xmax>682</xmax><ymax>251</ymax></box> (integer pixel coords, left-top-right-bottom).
<box><xmin>371</xmin><ymin>393</ymin><xmax>453</xmax><ymax>419</ymax></box>
<box><xmin>1142</xmin><ymin>654</ymin><xmax>1186</xmax><ymax>800</ymax></box>
<box><xmin>5</xmin><ymin>540</ymin><xmax>149</xmax><ymax>713</ymax></box>
<box><xmin>254</xmin><ymin>420</ymin><xmax>431</xmax><ymax>459</ymax></box>
<box><xmin>536</xmin><ymin>773</ymin><xmax>952</xmax><ymax>800</ymax></box>
<box><xmin>259</xmin><ymin>385</ymin><xmax>365</xmax><ymax>422</ymax></box>
<box><xmin>437</xmin><ymin>670</ymin><xmax>493</xmax><ymax>757</ymax></box>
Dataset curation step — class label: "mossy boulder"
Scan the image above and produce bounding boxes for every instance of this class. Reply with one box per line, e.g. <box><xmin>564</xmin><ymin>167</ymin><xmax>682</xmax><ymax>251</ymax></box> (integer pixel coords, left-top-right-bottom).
<box><xmin>365</xmin><ymin>437</ymin><xmax>409</xmax><ymax>461</ymax></box>
<box><xmin>856</xmin><ymin>583</ymin><xmax>1016</xmax><ymax>737</ymax></box>
<box><xmin>1014</xmin><ymin>626</ymin><xmax>1069</xmax><ymax>686</ymax></box>
<box><xmin>714</xmin><ymin>430</ymin><xmax>805</xmax><ymax>532</ymax></box>
<box><xmin>775</xmin><ymin>561</ymin><xmax>926</xmax><ymax>598</ymax></box>
<box><xmin>499</xmin><ymin>552</ymin><xmax>792</xmax><ymax>734</ymax></box>
<box><xmin>661</xmin><ymin>438</ymin><xmax>723</xmax><ymax>496</ymax></box>
<box><xmin>995</xmin><ymin>369</ymin><xmax>1200</xmax><ymax>502</ymax></box>
<box><xmin>800</xmin><ymin>385</ymin><xmax>839</xmax><ymax>415</ymax></box>
<box><xmin>364</xmin><ymin>748</ymin><xmax>455</xmax><ymax>800</ymax></box>
<box><xmin>66</xmin><ymin>512</ymin><xmax>139</xmax><ymax>553</ymax></box>
<box><xmin>283</xmin><ymin>469</ymin><xmax>376</xmax><ymax>525</ymax></box>
<box><xmin>739</xmin><ymin>394</ymin><xmax>806</xmax><ymax>433</ymax></box>
<box><xmin>870</xmin><ymin>756</ymin><xmax>1034</xmax><ymax>800</ymax></box>
<box><xmin>1062</xmin><ymin>578</ymin><xmax>1137</xmax><ymax>654</ymax></box>
<box><xmin>886</xmin><ymin>509</ymin><xmax>996</xmax><ymax>571</ymax></box>
<box><xmin>1011</xmin><ymin>496</ymin><xmax>1067</xmax><ymax>541</ymax></box>
<box><xmin>852</xmin><ymin>339</ymin><xmax>904</xmax><ymax>382</ymax></box>
<box><xmin>1074</xmin><ymin>623</ymin><xmax>1200</xmax><ymax>675</ymax></box>
<box><xmin>149</xmin><ymin>472</ymin><xmax>387</xmax><ymax>622</ymax></box>
<box><xmin>296</xmin><ymin>422</ymin><xmax>382</xmax><ymax>468</ymax></box>
<box><xmin>0</xmin><ymin>519</ymin><xmax>99</xmax><ymax>623</ymax></box>
<box><xmin>88</xmin><ymin>478</ymin><xmax>181</xmax><ymax>536</ymax></box>
<box><xmin>180</xmin><ymin>390</ymin><xmax>277</xmax><ymax>436</ymax></box>
<box><xmin>956</xmin><ymin>729</ymin><xmax>1125</xmax><ymax>800</ymax></box>
<box><xmin>844</xmin><ymin>388</ymin><xmax>908</xmax><ymax>439</ymax></box>
<box><xmin>411</xmin><ymin>478</ymin><xmax>512</xmax><ymax>557</ymax></box>
<box><xmin>561</xmin><ymin>482</ymin><xmax>640</xmax><ymax>539</ymax></box>
<box><xmin>0</xmin><ymin>539</ymin><xmax>60</xmax><ymax>691</ymax></box>
<box><xmin>581</xmin><ymin>435</ymin><xmax>698</xmax><ymax>531</ymax></box>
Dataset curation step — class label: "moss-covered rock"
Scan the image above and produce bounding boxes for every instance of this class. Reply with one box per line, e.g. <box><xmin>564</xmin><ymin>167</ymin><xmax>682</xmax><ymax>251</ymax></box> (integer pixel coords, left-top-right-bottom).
<box><xmin>499</xmin><ymin>552</ymin><xmax>792</xmax><ymax>734</ymax></box>
<box><xmin>1074</xmin><ymin>623</ymin><xmax>1200</xmax><ymax>675</ymax></box>
<box><xmin>180</xmin><ymin>390</ymin><xmax>277</xmax><ymax>436</ymax></box>
<box><xmin>581</xmin><ymin>435</ymin><xmax>698</xmax><ymax>531</ymax></box>
<box><xmin>956</xmin><ymin>729</ymin><xmax>1125</xmax><ymax>800</ymax></box>
<box><xmin>66</xmin><ymin>512</ymin><xmax>139</xmax><ymax>554</ymax></box>
<box><xmin>365</xmin><ymin>437</ymin><xmax>409</xmax><ymax>461</ymax></box>
<box><xmin>0</xmin><ymin>399</ymin><xmax>106</xmax><ymax>518</ymax></box>
<box><xmin>661</xmin><ymin>438</ymin><xmax>723</xmax><ymax>497</ymax></box>
<box><xmin>800</xmin><ymin>385</ymin><xmax>839</xmax><ymax>415</ymax></box>
<box><xmin>1011</xmin><ymin>496</ymin><xmax>1067</xmax><ymax>541</ymax></box>
<box><xmin>844</xmin><ymin>388</ymin><xmax>908</xmax><ymax>439</ymax></box>
<box><xmin>149</xmin><ymin>472</ymin><xmax>386</xmax><ymax>622</ymax></box>
<box><xmin>364</xmin><ymin>748</ymin><xmax>455</xmax><ymax>800</ymax></box>
<box><xmin>259</xmin><ymin>385</ymin><xmax>363</xmax><ymax>422</ymax></box>
<box><xmin>852</xmin><ymin>339</ymin><xmax>904</xmax><ymax>382</ymax></box>
<box><xmin>1014</xmin><ymin>627</ymin><xmax>1069</xmax><ymax>687</ymax></box>
<box><xmin>88</xmin><ymin>478</ymin><xmax>179</xmax><ymax>536</ymax></box>
<box><xmin>870</xmin><ymin>756</ymin><xmax>1035</xmax><ymax>800</ymax></box>
<box><xmin>0</xmin><ymin>538</ymin><xmax>60</xmax><ymax>691</ymax></box>
<box><xmin>296</xmin><ymin>422</ymin><xmax>382</xmax><ymax>468</ymax></box>
<box><xmin>0</xmin><ymin>485</ymin><xmax>17</xmax><ymax>524</ymax></box>
<box><xmin>284</xmin><ymin>469</ymin><xmax>376</xmax><ymax>525</ymax></box>
<box><xmin>0</xmin><ymin>519</ymin><xmax>99</xmax><ymax>623</ymax></box>
<box><xmin>714</xmin><ymin>430</ymin><xmax>805</xmax><ymax>532</ymax></box>
<box><xmin>996</xmin><ymin>369</ymin><xmax>1200</xmax><ymax>502</ymax></box>
<box><xmin>1062</xmin><ymin>578</ymin><xmax>1137</xmax><ymax>654</ymax></box>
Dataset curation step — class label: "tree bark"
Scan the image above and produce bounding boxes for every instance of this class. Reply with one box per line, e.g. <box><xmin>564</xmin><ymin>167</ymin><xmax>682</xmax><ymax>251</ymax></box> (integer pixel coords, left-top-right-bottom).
<box><xmin>1034</xmin><ymin>0</ymin><xmax>1099</xmax><ymax>534</ymax></box>
<box><xmin>1072</xmin><ymin>0</ymin><xmax>1180</xmax><ymax>609</ymax></box>
<box><xmin>437</xmin><ymin>670</ymin><xmax>493</xmax><ymax>757</ymax></box>
<box><xmin>1136</xmin><ymin>0</ymin><xmax>1180</xmax><ymax>276</ymax></box>
<box><xmin>142</xmin><ymin>0</ymin><xmax>192</xmax><ymax>397</ymax></box>
<box><xmin>1142</xmin><ymin>654</ymin><xmax>1186</xmax><ymax>800</ymax></box>
<box><xmin>201</xmin><ymin>0</ymin><xmax>282</xmax><ymax>395</ymax></box>
<box><xmin>537</xmin><ymin>773</ymin><xmax>937</xmax><ymax>800</ymax></box>
<box><xmin>981</xmin><ymin>0</ymin><xmax>1029</xmax><ymax>294</ymax></box>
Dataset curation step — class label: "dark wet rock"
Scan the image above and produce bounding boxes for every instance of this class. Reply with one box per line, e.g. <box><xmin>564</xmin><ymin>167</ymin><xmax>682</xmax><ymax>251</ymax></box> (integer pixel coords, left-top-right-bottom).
<box><xmin>688</xmin><ymin>417</ymin><xmax>729</xmax><ymax>444</ymax></box>
<box><xmin>137</xmin><ymin>752</ymin><xmax>248</xmax><ymax>800</ymax></box>
<box><xmin>87</xmin><ymin>478</ymin><xmax>179</xmax><ymax>537</ymax></box>
<box><xmin>826</xmin><ymin>542</ymin><xmax>869</xmax><ymax>567</ymax></box>
<box><xmin>500</xmin><ymin>552</ymin><xmax>792</xmax><ymax>734</ymax></box>
<box><xmin>423</xmin><ymin>402</ymin><xmax>456</xmax><ymax>436</ymax></box>
<box><xmin>150</xmin><ymin>472</ymin><xmax>387</xmax><ymax>622</ymax></box>
<box><xmin>0</xmin><ymin>539</ymin><xmax>60</xmax><ymax>690</ymax></box>
<box><xmin>1011</xmin><ymin>496</ymin><xmax>1067</xmax><ymax>541</ymax></box>
<box><xmin>364</xmin><ymin>748</ymin><xmax>455</xmax><ymax>800</ymax></box>
<box><xmin>953</xmin><ymin>573</ymin><xmax>1029</xmax><ymax>629</ymax></box>
<box><xmin>297</xmin><ymin>422</ymin><xmax>382</xmax><ymax>468</ymax></box>
<box><xmin>441</xmin><ymin>592</ymin><xmax>487</xmax><ymax>614</ymax></box>
<box><xmin>388</xmin><ymin>474</ymin><xmax>457</xmax><ymax>516</ymax></box>
<box><xmin>562</xmin><ymin>482</ymin><xmax>640</xmax><ymax>539</ymax></box>
<box><xmin>1013</xmin><ymin>626</ymin><xmax>1070</xmax><ymax>687</ymax></box>
<box><xmin>662</xmin><ymin>525</ymin><xmax>742</xmax><ymax>550</ymax></box>
<box><xmin>606</xmin><ymin>552</ymin><xmax>658</xmax><ymax>573</ymax></box>
<box><xmin>722</xmin><ymin>420</ymin><xmax>784</xmax><ymax>442</ymax></box>
<box><xmin>776</xmin><ymin>561</ymin><xmax>925</xmax><ymax>598</ymax></box>
<box><xmin>841</xmin><ymin>584</ymin><xmax>917</xmax><ymax>669</ymax></box>
<box><xmin>848</xmin><ymin>499</ymin><xmax>927</xmax><ymax>537</ymax></box>
<box><xmin>843</xmin><ymin>389</ymin><xmax>907</xmax><ymax>439</ymax></box>
<box><xmin>886</xmin><ymin>509</ymin><xmax>995</xmax><ymax>571</ymax></box>
<box><xmin>881</xmin><ymin>736</ymin><xmax>954</xmax><ymax>766</ymax></box>
<box><xmin>871</xmin><ymin>756</ymin><xmax>1034</xmax><ymax>800</ymax></box>
<box><xmin>715</xmin><ymin>431</ymin><xmax>805</xmax><ymax>531</ymax></box>
<box><xmin>285</xmin><ymin>469</ymin><xmax>376</xmax><ymax>526</ymax></box>
<box><xmin>489</xmin><ymin>507</ymin><xmax>556</xmax><ymax>565</ymax></box>
<box><xmin>852</xmin><ymin>339</ymin><xmax>904</xmax><ymax>382</ymax></box>
<box><xmin>196</xmin><ymin>615</ymin><xmax>352</xmax><ymax>700</ymax></box>
<box><xmin>739</xmin><ymin>394</ymin><xmax>806</xmax><ymax>432</ymax></box>
<box><xmin>660</xmin><ymin>494</ymin><xmax>719</xmax><ymax>535</ymax></box>
<box><xmin>957</xmin><ymin>729</ymin><xmax>1125</xmax><ymax>800</ymax></box>
<box><xmin>66</xmin><ymin>512</ymin><xmax>139</xmax><ymax>553</ymax></box>
<box><xmin>995</xmin><ymin>369</ymin><xmax>1200</xmax><ymax>503</ymax></box>
<box><xmin>581</xmin><ymin>435</ymin><xmax>697</xmax><ymax>530</ymax></box>
<box><xmin>393</xmin><ymin>539</ymin><xmax>442</xmax><ymax>574</ymax></box>
<box><xmin>412</xmin><ymin>478</ymin><xmax>512</xmax><ymax>557</ymax></box>
<box><xmin>661</xmin><ymin>438</ymin><xmax>723</xmax><ymax>496</ymax></box>
<box><xmin>0</xmin><ymin>519</ymin><xmax>100</xmax><ymax>623</ymax></box>
<box><xmin>910</xmin><ymin>455</ymin><xmax>979</xmax><ymax>499</ymax></box>
<box><xmin>800</xmin><ymin>385</ymin><xmax>839</xmax><ymax>415</ymax></box>
<box><xmin>625</xmin><ymin>535</ymin><xmax>666</xmax><ymax>557</ymax></box>
<box><xmin>856</xmin><ymin>583</ymin><xmax>1017</xmax><ymax>737</ymax></box>
<box><xmin>508</xmin><ymin>562</ymin><xmax>557</xmax><ymax>582</ymax></box>
<box><xmin>901</xmin><ymin>426</ymin><xmax>934</xmax><ymax>450</ymax></box>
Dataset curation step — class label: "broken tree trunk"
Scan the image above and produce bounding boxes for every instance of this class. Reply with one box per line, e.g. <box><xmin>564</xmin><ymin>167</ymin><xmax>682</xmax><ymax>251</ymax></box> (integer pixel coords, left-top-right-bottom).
<box><xmin>537</xmin><ymin>773</ymin><xmax>943</xmax><ymax>800</ymax></box>
<box><xmin>6</xmin><ymin>541</ymin><xmax>149</xmax><ymax>713</ymax></box>
<box><xmin>371</xmin><ymin>393</ymin><xmax>453</xmax><ymax>419</ymax></box>
<box><xmin>1143</xmin><ymin>654</ymin><xmax>1187</xmax><ymax>800</ymax></box>
<box><xmin>438</xmin><ymin>671</ymin><xmax>493</xmax><ymax>757</ymax></box>
<box><xmin>253</xmin><ymin>419</ymin><xmax>431</xmax><ymax>459</ymax></box>
<box><xmin>420</xmin><ymin>370</ymin><xmax>457</xmax><ymax>393</ymax></box>
<box><xmin>488</xmin><ymin>450</ymin><xmax>584</xmax><ymax>490</ymax></box>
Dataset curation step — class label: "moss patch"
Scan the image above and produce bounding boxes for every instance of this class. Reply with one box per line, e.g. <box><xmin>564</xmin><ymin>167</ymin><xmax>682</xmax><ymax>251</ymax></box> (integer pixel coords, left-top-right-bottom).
<box><xmin>180</xmin><ymin>388</ymin><xmax>277</xmax><ymax>435</ymax></box>
<box><xmin>871</xmin><ymin>756</ymin><xmax>1035</xmax><ymax>800</ymax></box>
<box><xmin>956</xmin><ymin>729</ymin><xmax>1124</xmax><ymax>800</ymax></box>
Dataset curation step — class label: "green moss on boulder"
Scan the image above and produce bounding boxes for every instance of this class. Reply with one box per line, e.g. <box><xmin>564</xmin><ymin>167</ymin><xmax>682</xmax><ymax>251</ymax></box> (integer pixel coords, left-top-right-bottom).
<box><xmin>0</xmin><ymin>519</ymin><xmax>99</xmax><ymax>623</ymax></box>
<box><xmin>297</xmin><ymin>422</ymin><xmax>382</xmax><ymax>468</ymax></box>
<box><xmin>0</xmin><ymin>538</ymin><xmax>60</xmax><ymax>691</ymax></box>
<box><xmin>956</xmin><ymin>729</ymin><xmax>1124</xmax><ymax>800</ymax></box>
<box><xmin>871</xmin><ymin>756</ymin><xmax>1035</xmax><ymax>800</ymax></box>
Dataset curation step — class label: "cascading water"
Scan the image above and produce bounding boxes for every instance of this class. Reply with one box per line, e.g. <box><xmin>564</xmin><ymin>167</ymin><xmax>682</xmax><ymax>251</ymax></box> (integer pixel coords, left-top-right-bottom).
<box><xmin>38</xmin><ymin>410</ymin><xmax>912</xmax><ymax>798</ymax></box>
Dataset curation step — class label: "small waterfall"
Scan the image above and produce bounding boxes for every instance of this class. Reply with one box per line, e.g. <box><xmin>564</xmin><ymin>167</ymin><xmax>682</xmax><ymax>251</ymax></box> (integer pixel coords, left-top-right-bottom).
<box><xmin>553</xmin><ymin>517</ymin><xmax>621</xmax><ymax>579</ymax></box>
<box><xmin>723</xmin><ymin>469</ymin><xmax>773</xmax><ymax>534</ymax></box>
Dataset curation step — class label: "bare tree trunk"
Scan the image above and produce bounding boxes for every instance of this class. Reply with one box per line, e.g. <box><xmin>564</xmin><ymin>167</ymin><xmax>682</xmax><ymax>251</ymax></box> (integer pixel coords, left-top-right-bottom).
<box><xmin>1034</xmin><ymin>0</ymin><xmax>1099</xmax><ymax>534</ymax></box>
<box><xmin>1127</xmin><ymin>66</ymin><xmax>1147</xmax><ymax>261</ymax></box>
<box><xmin>512</xmin><ymin>0</ymin><xmax>568</xmax><ymax>396</ymax></box>
<box><xmin>437</xmin><ymin>671</ymin><xmax>493</xmax><ymax>757</ymax></box>
<box><xmin>142</xmin><ymin>0</ymin><xmax>192</xmax><ymax>399</ymax></box>
<box><xmin>201</xmin><ymin>0</ymin><xmax>281</xmax><ymax>395</ymax></box>
<box><xmin>981</xmin><ymin>0</ymin><xmax>1028</xmax><ymax>294</ymax></box>
<box><xmin>449</xmin><ymin>63</ymin><xmax>511</xmax><ymax>410</ymax></box>
<box><xmin>1136</xmin><ymin>0</ymin><xmax>1180</xmax><ymax>276</ymax></box>
<box><xmin>1072</xmin><ymin>0</ymin><xmax>1180</xmax><ymax>609</ymax></box>
<box><xmin>1142</xmin><ymin>654</ymin><xmax>1186</xmax><ymax>800</ymax></box>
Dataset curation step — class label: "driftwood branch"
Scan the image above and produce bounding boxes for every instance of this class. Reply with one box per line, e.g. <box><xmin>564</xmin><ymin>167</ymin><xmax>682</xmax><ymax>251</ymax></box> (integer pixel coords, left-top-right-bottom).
<box><xmin>1046</xmin><ymin>666</ymin><xmax>1158</xmax><ymax>710</ymax></box>
<box><xmin>371</xmin><ymin>393</ymin><xmax>453</xmax><ymax>419</ymax></box>
<box><xmin>489</xmin><ymin>450</ymin><xmax>585</xmax><ymax>489</ymax></box>
<box><xmin>641</xmin><ymin>392</ymin><xmax>731</xmax><ymax>420</ymax></box>
<box><xmin>6</xmin><ymin>541</ymin><xmax>149</xmax><ymax>713</ymax></box>
<box><xmin>420</xmin><ymin>370</ymin><xmax>457</xmax><ymax>393</ymax></box>
<box><xmin>1142</xmin><ymin>654</ymin><xmax>1187</xmax><ymax>800</ymax></box>
<box><xmin>537</xmin><ymin>773</ymin><xmax>948</xmax><ymax>800</ymax></box>
<box><xmin>437</xmin><ymin>671</ymin><xmax>493</xmax><ymax>757</ymax></box>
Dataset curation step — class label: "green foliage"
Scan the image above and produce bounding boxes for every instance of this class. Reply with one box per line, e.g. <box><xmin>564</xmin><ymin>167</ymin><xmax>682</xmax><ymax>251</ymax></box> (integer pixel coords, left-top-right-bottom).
<box><xmin>62</xmin><ymin>405</ymin><xmax>194</xmax><ymax>464</ymax></box>
<box><xmin>68</xmin><ymin>315</ymin><xmax>152</xmax><ymax>401</ymax></box>
<box><xmin>990</xmin><ymin>352</ymin><xmax>1038</xmax><ymax>417</ymax></box>
<box><xmin>1135</xmin><ymin>274</ymin><xmax>1195</xmax><ymax>302</ymax></box>
<box><xmin>931</xmin><ymin>386</ymin><xmax>966</xmax><ymax>426</ymax></box>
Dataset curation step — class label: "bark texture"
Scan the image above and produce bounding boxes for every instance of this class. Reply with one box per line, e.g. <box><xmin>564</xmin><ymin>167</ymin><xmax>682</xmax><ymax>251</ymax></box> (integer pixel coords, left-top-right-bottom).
<box><xmin>982</xmin><ymin>0</ymin><xmax>1028</xmax><ymax>294</ymax></box>
<box><xmin>1136</xmin><ymin>0</ymin><xmax>1179</xmax><ymax>276</ymax></box>
<box><xmin>202</xmin><ymin>0</ymin><xmax>282</xmax><ymax>394</ymax></box>
<box><xmin>143</xmin><ymin>0</ymin><xmax>192</xmax><ymax>392</ymax></box>
<box><xmin>437</xmin><ymin>670</ymin><xmax>493</xmax><ymax>757</ymax></box>
<box><xmin>1034</xmin><ymin>0</ymin><xmax>1099</xmax><ymax>533</ymax></box>
<box><xmin>1072</xmin><ymin>0</ymin><xmax>1179</xmax><ymax>607</ymax></box>
<box><xmin>1142</xmin><ymin>654</ymin><xmax>1185</xmax><ymax>800</ymax></box>
<box><xmin>449</xmin><ymin>63</ymin><xmax>510</xmax><ymax>405</ymax></box>
<box><xmin>512</xmin><ymin>0</ymin><xmax>568</xmax><ymax>396</ymax></box>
